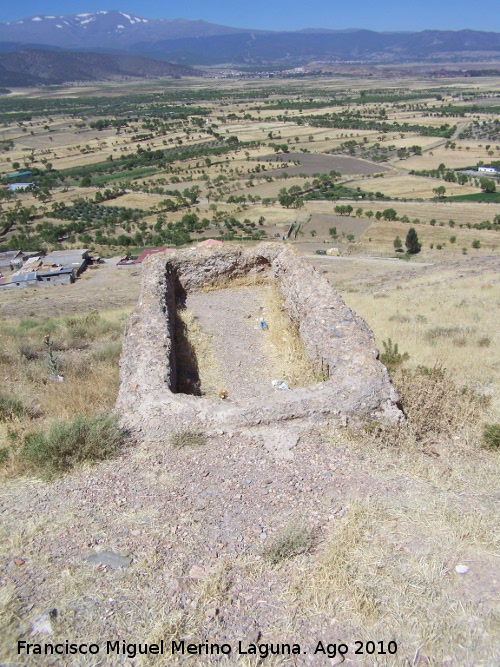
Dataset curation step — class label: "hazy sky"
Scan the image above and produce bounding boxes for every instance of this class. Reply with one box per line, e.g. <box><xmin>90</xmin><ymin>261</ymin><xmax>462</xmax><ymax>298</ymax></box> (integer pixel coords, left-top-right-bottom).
<box><xmin>1</xmin><ymin>0</ymin><xmax>497</xmax><ymax>32</ymax></box>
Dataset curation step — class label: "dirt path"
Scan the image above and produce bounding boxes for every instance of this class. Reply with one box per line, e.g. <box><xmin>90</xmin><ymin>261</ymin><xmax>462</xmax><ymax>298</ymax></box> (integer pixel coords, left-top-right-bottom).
<box><xmin>186</xmin><ymin>285</ymin><xmax>278</xmax><ymax>402</ymax></box>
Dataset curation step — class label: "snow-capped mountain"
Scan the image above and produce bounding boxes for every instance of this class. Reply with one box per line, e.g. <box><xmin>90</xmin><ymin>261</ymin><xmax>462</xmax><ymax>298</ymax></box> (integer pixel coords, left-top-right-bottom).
<box><xmin>1</xmin><ymin>11</ymin><xmax>500</xmax><ymax>66</ymax></box>
<box><xmin>0</xmin><ymin>10</ymin><xmax>244</xmax><ymax>50</ymax></box>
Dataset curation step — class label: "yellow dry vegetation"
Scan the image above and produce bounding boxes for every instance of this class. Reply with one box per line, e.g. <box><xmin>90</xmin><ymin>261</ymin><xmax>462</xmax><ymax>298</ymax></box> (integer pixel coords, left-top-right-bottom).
<box><xmin>174</xmin><ymin>307</ymin><xmax>224</xmax><ymax>398</ymax></box>
<box><xmin>261</xmin><ymin>285</ymin><xmax>324</xmax><ymax>387</ymax></box>
<box><xmin>347</xmin><ymin>172</ymin><xmax>478</xmax><ymax>198</ymax></box>
<box><xmin>334</xmin><ymin>265</ymin><xmax>500</xmax><ymax>417</ymax></box>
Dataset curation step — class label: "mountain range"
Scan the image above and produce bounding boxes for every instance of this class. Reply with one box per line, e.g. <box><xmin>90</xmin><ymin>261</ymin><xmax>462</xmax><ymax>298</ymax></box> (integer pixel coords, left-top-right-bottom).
<box><xmin>1</xmin><ymin>11</ymin><xmax>500</xmax><ymax>76</ymax></box>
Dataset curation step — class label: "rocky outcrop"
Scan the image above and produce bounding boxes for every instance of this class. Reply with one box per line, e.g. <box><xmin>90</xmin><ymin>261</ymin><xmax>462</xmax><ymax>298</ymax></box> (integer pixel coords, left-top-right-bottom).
<box><xmin>116</xmin><ymin>243</ymin><xmax>402</xmax><ymax>438</ymax></box>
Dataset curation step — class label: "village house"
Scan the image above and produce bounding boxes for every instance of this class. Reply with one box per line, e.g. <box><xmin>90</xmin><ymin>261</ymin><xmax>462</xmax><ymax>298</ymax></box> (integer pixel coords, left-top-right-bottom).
<box><xmin>0</xmin><ymin>250</ymin><xmax>24</xmax><ymax>272</ymax></box>
<box><xmin>0</xmin><ymin>249</ymin><xmax>90</xmax><ymax>290</ymax></box>
<box><xmin>7</xmin><ymin>170</ymin><xmax>32</xmax><ymax>180</ymax></box>
<box><xmin>478</xmin><ymin>166</ymin><xmax>499</xmax><ymax>175</ymax></box>
<box><xmin>8</xmin><ymin>182</ymin><xmax>35</xmax><ymax>192</ymax></box>
<box><xmin>36</xmin><ymin>267</ymin><xmax>75</xmax><ymax>285</ymax></box>
<box><xmin>0</xmin><ymin>272</ymin><xmax>38</xmax><ymax>290</ymax></box>
<box><xmin>41</xmin><ymin>249</ymin><xmax>91</xmax><ymax>276</ymax></box>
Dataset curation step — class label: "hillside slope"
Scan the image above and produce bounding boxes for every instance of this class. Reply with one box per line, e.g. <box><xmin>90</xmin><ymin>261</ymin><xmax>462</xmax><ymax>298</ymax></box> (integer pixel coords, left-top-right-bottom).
<box><xmin>0</xmin><ymin>49</ymin><xmax>200</xmax><ymax>86</ymax></box>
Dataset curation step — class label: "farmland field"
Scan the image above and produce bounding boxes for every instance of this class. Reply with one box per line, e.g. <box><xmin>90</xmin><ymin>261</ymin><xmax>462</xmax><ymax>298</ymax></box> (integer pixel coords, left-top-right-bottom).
<box><xmin>259</xmin><ymin>152</ymin><xmax>387</xmax><ymax>175</ymax></box>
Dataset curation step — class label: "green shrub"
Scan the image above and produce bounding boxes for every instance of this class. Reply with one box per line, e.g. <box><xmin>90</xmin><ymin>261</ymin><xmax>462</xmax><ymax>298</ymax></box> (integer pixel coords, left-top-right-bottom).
<box><xmin>44</xmin><ymin>335</ymin><xmax>60</xmax><ymax>377</ymax></box>
<box><xmin>22</xmin><ymin>414</ymin><xmax>124</xmax><ymax>475</ymax></box>
<box><xmin>18</xmin><ymin>318</ymin><xmax>39</xmax><ymax>332</ymax></box>
<box><xmin>91</xmin><ymin>342</ymin><xmax>122</xmax><ymax>364</ymax></box>
<box><xmin>483</xmin><ymin>424</ymin><xmax>500</xmax><ymax>449</ymax></box>
<box><xmin>405</xmin><ymin>228</ymin><xmax>421</xmax><ymax>254</ymax></box>
<box><xmin>262</xmin><ymin>524</ymin><xmax>311</xmax><ymax>565</ymax></box>
<box><xmin>472</xmin><ymin>239</ymin><xmax>481</xmax><ymax>249</ymax></box>
<box><xmin>380</xmin><ymin>339</ymin><xmax>409</xmax><ymax>374</ymax></box>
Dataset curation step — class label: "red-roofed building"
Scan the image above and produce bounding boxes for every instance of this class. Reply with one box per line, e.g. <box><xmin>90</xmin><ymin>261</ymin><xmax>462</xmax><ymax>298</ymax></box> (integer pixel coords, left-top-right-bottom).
<box><xmin>134</xmin><ymin>247</ymin><xmax>171</xmax><ymax>264</ymax></box>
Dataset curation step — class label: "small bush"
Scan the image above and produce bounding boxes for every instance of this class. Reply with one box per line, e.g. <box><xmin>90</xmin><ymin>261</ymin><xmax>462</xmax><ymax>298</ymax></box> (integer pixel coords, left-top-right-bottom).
<box><xmin>380</xmin><ymin>339</ymin><xmax>409</xmax><ymax>374</ymax></box>
<box><xmin>18</xmin><ymin>319</ymin><xmax>39</xmax><ymax>332</ymax></box>
<box><xmin>92</xmin><ymin>342</ymin><xmax>122</xmax><ymax>364</ymax></box>
<box><xmin>425</xmin><ymin>325</ymin><xmax>474</xmax><ymax>342</ymax></box>
<box><xmin>389</xmin><ymin>313</ymin><xmax>411</xmax><ymax>323</ymax></box>
<box><xmin>22</xmin><ymin>414</ymin><xmax>124</xmax><ymax>475</ymax></box>
<box><xmin>477</xmin><ymin>336</ymin><xmax>491</xmax><ymax>348</ymax></box>
<box><xmin>0</xmin><ymin>392</ymin><xmax>30</xmax><ymax>421</ymax></box>
<box><xmin>395</xmin><ymin>365</ymin><xmax>485</xmax><ymax>440</ymax></box>
<box><xmin>68</xmin><ymin>324</ymin><xmax>89</xmax><ymax>342</ymax></box>
<box><xmin>262</xmin><ymin>524</ymin><xmax>311</xmax><ymax>564</ymax></box>
<box><xmin>170</xmin><ymin>429</ymin><xmax>206</xmax><ymax>449</ymax></box>
<box><xmin>483</xmin><ymin>424</ymin><xmax>500</xmax><ymax>449</ymax></box>
<box><xmin>44</xmin><ymin>335</ymin><xmax>60</xmax><ymax>377</ymax></box>
<box><xmin>472</xmin><ymin>239</ymin><xmax>481</xmax><ymax>249</ymax></box>
<box><xmin>453</xmin><ymin>336</ymin><xmax>467</xmax><ymax>347</ymax></box>
<box><xmin>19</xmin><ymin>343</ymin><xmax>39</xmax><ymax>361</ymax></box>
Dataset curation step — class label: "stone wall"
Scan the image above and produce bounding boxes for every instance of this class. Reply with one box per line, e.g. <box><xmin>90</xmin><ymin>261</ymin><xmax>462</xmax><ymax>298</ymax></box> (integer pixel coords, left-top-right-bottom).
<box><xmin>116</xmin><ymin>244</ymin><xmax>403</xmax><ymax>439</ymax></box>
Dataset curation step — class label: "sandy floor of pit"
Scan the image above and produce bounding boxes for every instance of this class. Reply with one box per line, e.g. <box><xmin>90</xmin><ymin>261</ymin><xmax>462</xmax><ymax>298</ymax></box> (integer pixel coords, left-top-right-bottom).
<box><xmin>185</xmin><ymin>286</ymin><xmax>283</xmax><ymax>402</ymax></box>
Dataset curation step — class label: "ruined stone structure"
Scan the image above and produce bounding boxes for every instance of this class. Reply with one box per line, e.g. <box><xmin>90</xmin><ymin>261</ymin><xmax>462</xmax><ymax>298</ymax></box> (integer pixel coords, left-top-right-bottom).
<box><xmin>116</xmin><ymin>244</ymin><xmax>402</xmax><ymax>438</ymax></box>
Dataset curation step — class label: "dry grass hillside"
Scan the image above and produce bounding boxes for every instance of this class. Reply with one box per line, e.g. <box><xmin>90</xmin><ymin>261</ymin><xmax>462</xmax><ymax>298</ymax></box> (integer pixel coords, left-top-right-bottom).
<box><xmin>0</xmin><ymin>248</ymin><xmax>499</xmax><ymax>667</ymax></box>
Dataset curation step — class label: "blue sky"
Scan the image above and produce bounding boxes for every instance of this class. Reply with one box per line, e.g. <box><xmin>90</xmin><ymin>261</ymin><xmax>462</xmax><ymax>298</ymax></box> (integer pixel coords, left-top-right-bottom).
<box><xmin>1</xmin><ymin>0</ymin><xmax>497</xmax><ymax>32</ymax></box>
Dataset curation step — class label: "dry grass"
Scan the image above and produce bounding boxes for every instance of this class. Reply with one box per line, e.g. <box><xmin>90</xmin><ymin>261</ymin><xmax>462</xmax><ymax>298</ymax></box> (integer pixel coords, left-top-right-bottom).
<box><xmin>295</xmin><ymin>495</ymin><xmax>499</xmax><ymax>664</ymax></box>
<box><xmin>136</xmin><ymin>562</ymin><xmax>234</xmax><ymax>667</ymax></box>
<box><xmin>261</xmin><ymin>285</ymin><xmax>323</xmax><ymax>388</ymax></box>
<box><xmin>394</xmin><ymin>365</ymin><xmax>486</xmax><ymax>442</ymax></box>
<box><xmin>0</xmin><ymin>584</ymin><xmax>25</xmax><ymax>665</ymax></box>
<box><xmin>174</xmin><ymin>307</ymin><xmax>224</xmax><ymax>397</ymax></box>
<box><xmin>170</xmin><ymin>429</ymin><xmax>207</xmax><ymax>449</ymax></box>
<box><xmin>0</xmin><ymin>311</ymin><xmax>126</xmax><ymax>479</ymax></box>
<box><xmin>0</xmin><ymin>268</ymin><xmax>141</xmax><ymax>321</ymax></box>
<box><xmin>348</xmin><ymin>171</ymin><xmax>479</xmax><ymax>198</ymax></box>
<box><xmin>200</xmin><ymin>272</ymin><xmax>268</xmax><ymax>293</ymax></box>
<box><xmin>280</xmin><ymin>359</ymin><xmax>499</xmax><ymax>665</ymax></box>
<box><xmin>404</xmin><ymin>145</ymin><xmax>500</xmax><ymax>171</ymax></box>
<box><xmin>339</xmin><ymin>271</ymin><xmax>500</xmax><ymax>419</ymax></box>
<box><xmin>262</xmin><ymin>523</ymin><xmax>311</xmax><ymax>565</ymax></box>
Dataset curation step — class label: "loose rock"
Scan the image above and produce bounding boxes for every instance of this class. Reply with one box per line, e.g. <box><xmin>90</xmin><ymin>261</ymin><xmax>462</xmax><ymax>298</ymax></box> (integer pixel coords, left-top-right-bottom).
<box><xmin>85</xmin><ymin>551</ymin><xmax>132</xmax><ymax>569</ymax></box>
